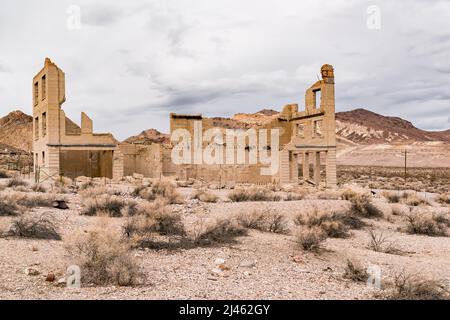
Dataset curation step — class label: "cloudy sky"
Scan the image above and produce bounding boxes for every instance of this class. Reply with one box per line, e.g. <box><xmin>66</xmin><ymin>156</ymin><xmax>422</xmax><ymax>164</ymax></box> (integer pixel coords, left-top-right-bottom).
<box><xmin>0</xmin><ymin>0</ymin><xmax>449</xmax><ymax>140</ymax></box>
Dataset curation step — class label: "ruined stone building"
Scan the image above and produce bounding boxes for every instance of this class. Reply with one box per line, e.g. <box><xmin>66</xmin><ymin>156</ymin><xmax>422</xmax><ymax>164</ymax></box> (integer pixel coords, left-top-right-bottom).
<box><xmin>32</xmin><ymin>58</ymin><xmax>124</xmax><ymax>180</ymax></box>
<box><xmin>32</xmin><ymin>59</ymin><xmax>337</xmax><ymax>187</ymax></box>
<box><xmin>169</xmin><ymin>64</ymin><xmax>337</xmax><ymax>187</ymax></box>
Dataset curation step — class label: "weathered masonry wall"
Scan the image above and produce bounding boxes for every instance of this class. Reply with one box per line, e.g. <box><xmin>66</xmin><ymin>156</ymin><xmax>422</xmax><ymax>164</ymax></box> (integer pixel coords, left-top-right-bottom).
<box><xmin>32</xmin><ymin>58</ymin><xmax>123</xmax><ymax>180</ymax></box>
<box><xmin>120</xmin><ymin>143</ymin><xmax>163</xmax><ymax>178</ymax></box>
<box><xmin>168</xmin><ymin>64</ymin><xmax>338</xmax><ymax>187</ymax></box>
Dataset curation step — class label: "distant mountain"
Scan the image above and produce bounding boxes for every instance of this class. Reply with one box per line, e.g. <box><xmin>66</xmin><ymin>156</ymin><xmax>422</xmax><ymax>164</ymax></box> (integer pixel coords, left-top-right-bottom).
<box><xmin>335</xmin><ymin>108</ymin><xmax>450</xmax><ymax>144</ymax></box>
<box><xmin>123</xmin><ymin>128</ymin><xmax>170</xmax><ymax>145</ymax></box>
<box><xmin>0</xmin><ymin>110</ymin><xmax>32</xmax><ymax>152</ymax></box>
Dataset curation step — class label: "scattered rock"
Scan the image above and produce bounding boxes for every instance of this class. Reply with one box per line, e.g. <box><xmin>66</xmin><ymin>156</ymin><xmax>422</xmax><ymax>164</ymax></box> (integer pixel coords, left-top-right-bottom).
<box><xmin>56</xmin><ymin>277</ymin><xmax>67</xmax><ymax>286</ymax></box>
<box><xmin>214</xmin><ymin>258</ymin><xmax>226</xmax><ymax>265</ymax></box>
<box><xmin>45</xmin><ymin>273</ymin><xmax>56</xmax><ymax>282</ymax></box>
<box><xmin>25</xmin><ymin>267</ymin><xmax>40</xmax><ymax>276</ymax></box>
<box><xmin>52</xmin><ymin>200</ymin><xmax>69</xmax><ymax>210</ymax></box>
<box><xmin>133</xmin><ymin>173</ymin><xmax>144</xmax><ymax>180</ymax></box>
<box><xmin>239</xmin><ymin>259</ymin><xmax>257</xmax><ymax>268</ymax></box>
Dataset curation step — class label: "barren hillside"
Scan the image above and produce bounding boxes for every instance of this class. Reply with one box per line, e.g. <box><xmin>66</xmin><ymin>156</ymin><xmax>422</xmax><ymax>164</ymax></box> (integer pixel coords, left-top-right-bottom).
<box><xmin>0</xmin><ymin>110</ymin><xmax>32</xmax><ymax>152</ymax></box>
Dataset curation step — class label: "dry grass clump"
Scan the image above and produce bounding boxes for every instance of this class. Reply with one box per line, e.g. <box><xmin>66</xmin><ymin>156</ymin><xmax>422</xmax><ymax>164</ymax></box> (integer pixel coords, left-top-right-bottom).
<box><xmin>65</xmin><ymin>227</ymin><xmax>141</xmax><ymax>286</ymax></box>
<box><xmin>295</xmin><ymin>226</ymin><xmax>327</xmax><ymax>251</ymax></box>
<box><xmin>238</xmin><ymin>209</ymin><xmax>288</xmax><ymax>234</ymax></box>
<box><xmin>437</xmin><ymin>193</ymin><xmax>450</xmax><ymax>205</ymax></box>
<box><xmin>295</xmin><ymin>206</ymin><xmax>364</xmax><ymax>238</ymax></box>
<box><xmin>384</xmin><ymin>271</ymin><xmax>448</xmax><ymax>300</ymax></box>
<box><xmin>228</xmin><ymin>187</ymin><xmax>281</xmax><ymax>202</ymax></box>
<box><xmin>0</xmin><ymin>195</ymin><xmax>22</xmax><ymax>216</ymax></box>
<box><xmin>0</xmin><ymin>170</ymin><xmax>10</xmax><ymax>178</ymax></box>
<box><xmin>404</xmin><ymin>211</ymin><xmax>448</xmax><ymax>237</ymax></box>
<box><xmin>7</xmin><ymin>177</ymin><xmax>28</xmax><ymax>188</ymax></box>
<box><xmin>83</xmin><ymin>195</ymin><xmax>137</xmax><ymax>217</ymax></box>
<box><xmin>350</xmin><ymin>195</ymin><xmax>384</xmax><ymax>218</ymax></box>
<box><xmin>79</xmin><ymin>180</ymin><xmax>95</xmax><ymax>190</ymax></box>
<box><xmin>193</xmin><ymin>218</ymin><xmax>248</xmax><ymax>245</ymax></box>
<box><xmin>284</xmin><ymin>193</ymin><xmax>305</xmax><ymax>201</ymax></box>
<box><xmin>133</xmin><ymin>181</ymin><xmax>183</xmax><ymax>204</ymax></box>
<box><xmin>31</xmin><ymin>184</ymin><xmax>47</xmax><ymax>193</ymax></box>
<box><xmin>0</xmin><ymin>191</ymin><xmax>61</xmax><ymax>209</ymax></box>
<box><xmin>80</xmin><ymin>187</ymin><xmax>123</xmax><ymax>199</ymax></box>
<box><xmin>6</xmin><ymin>214</ymin><xmax>61</xmax><ymax>240</ymax></box>
<box><xmin>402</xmin><ymin>192</ymin><xmax>429</xmax><ymax>207</ymax></box>
<box><xmin>382</xmin><ymin>191</ymin><xmax>401</xmax><ymax>203</ymax></box>
<box><xmin>367</xmin><ymin>230</ymin><xmax>402</xmax><ymax>254</ymax></box>
<box><xmin>341</xmin><ymin>189</ymin><xmax>363</xmax><ymax>201</ymax></box>
<box><xmin>343</xmin><ymin>259</ymin><xmax>369</xmax><ymax>282</ymax></box>
<box><xmin>123</xmin><ymin>200</ymin><xmax>186</xmax><ymax>240</ymax></box>
<box><xmin>191</xmin><ymin>189</ymin><xmax>219</xmax><ymax>203</ymax></box>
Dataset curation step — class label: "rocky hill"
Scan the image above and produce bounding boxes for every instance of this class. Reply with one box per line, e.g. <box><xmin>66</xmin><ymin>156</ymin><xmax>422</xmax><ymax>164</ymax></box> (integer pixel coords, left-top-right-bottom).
<box><xmin>0</xmin><ymin>110</ymin><xmax>32</xmax><ymax>152</ymax></box>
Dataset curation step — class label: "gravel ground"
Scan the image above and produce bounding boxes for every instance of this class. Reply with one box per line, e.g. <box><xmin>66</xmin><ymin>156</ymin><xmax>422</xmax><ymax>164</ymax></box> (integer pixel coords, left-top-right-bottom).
<box><xmin>0</xmin><ymin>180</ymin><xmax>449</xmax><ymax>300</ymax></box>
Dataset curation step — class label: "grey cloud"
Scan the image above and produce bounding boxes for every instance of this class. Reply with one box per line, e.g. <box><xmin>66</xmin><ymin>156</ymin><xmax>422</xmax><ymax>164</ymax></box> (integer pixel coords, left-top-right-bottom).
<box><xmin>82</xmin><ymin>4</ymin><xmax>127</xmax><ymax>26</ymax></box>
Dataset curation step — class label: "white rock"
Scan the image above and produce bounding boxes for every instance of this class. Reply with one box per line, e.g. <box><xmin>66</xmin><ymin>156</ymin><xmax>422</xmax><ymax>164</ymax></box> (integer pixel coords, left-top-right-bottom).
<box><xmin>214</xmin><ymin>258</ymin><xmax>226</xmax><ymax>265</ymax></box>
<box><xmin>25</xmin><ymin>267</ymin><xmax>40</xmax><ymax>276</ymax></box>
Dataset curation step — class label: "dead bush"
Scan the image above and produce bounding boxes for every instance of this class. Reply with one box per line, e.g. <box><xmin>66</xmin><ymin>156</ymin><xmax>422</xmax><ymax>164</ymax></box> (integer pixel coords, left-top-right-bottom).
<box><xmin>343</xmin><ymin>259</ymin><xmax>369</xmax><ymax>282</ymax></box>
<box><xmin>193</xmin><ymin>218</ymin><xmax>248</xmax><ymax>244</ymax></box>
<box><xmin>238</xmin><ymin>209</ymin><xmax>288</xmax><ymax>234</ymax></box>
<box><xmin>382</xmin><ymin>191</ymin><xmax>401</xmax><ymax>204</ymax></box>
<box><xmin>0</xmin><ymin>195</ymin><xmax>22</xmax><ymax>216</ymax></box>
<box><xmin>133</xmin><ymin>181</ymin><xmax>183</xmax><ymax>204</ymax></box>
<box><xmin>367</xmin><ymin>230</ymin><xmax>402</xmax><ymax>254</ymax></box>
<box><xmin>191</xmin><ymin>189</ymin><xmax>219</xmax><ymax>203</ymax></box>
<box><xmin>294</xmin><ymin>206</ymin><xmax>360</xmax><ymax>238</ymax></box>
<box><xmin>437</xmin><ymin>193</ymin><xmax>450</xmax><ymax>206</ymax></box>
<box><xmin>385</xmin><ymin>271</ymin><xmax>448</xmax><ymax>300</ymax></box>
<box><xmin>295</xmin><ymin>226</ymin><xmax>327</xmax><ymax>251</ymax></box>
<box><xmin>7</xmin><ymin>177</ymin><xmax>28</xmax><ymax>188</ymax></box>
<box><xmin>228</xmin><ymin>188</ymin><xmax>281</xmax><ymax>202</ymax></box>
<box><xmin>350</xmin><ymin>195</ymin><xmax>384</xmax><ymax>218</ymax></box>
<box><xmin>31</xmin><ymin>184</ymin><xmax>47</xmax><ymax>193</ymax></box>
<box><xmin>403</xmin><ymin>192</ymin><xmax>429</xmax><ymax>207</ymax></box>
<box><xmin>341</xmin><ymin>189</ymin><xmax>361</xmax><ymax>201</ymax></box>
<box><xmin>7</xmin><ymin>214</ymin><xmax>61</xmax><ymax>240</ymax></box>
<box><xmin>284</xmin><ymin>193</ymin><xmax>305</xmax><ymax>201</ymax></box>
<box><xmin>0</xmin><ymin>170</ymin><xmax>10</xmax><ymax>178</ymax></box>
<box><xmin>124</xmin><ymin>201</ymin><xmax>185</xmax><ymax>238</ymax></box>
<box><xmin>83</xmin><ymin>195</ymin><xmax>135</xmax><ymax>217</ymax></box>
<box><xmin>65</xmin><ymin>227</ymin><xmax>141</xmax><ymax>286</ymax></box>
<box><xmin>404</xmin><ymin>211</ymin><xmax>448</xmax><ymax>237</ymax></box>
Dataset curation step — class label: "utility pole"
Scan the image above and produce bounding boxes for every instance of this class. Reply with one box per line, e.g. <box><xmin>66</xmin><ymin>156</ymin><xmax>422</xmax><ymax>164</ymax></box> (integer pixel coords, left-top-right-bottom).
<box><xmin>404</xmin><ymin>150</ymin><xmax>407</xmax><ymax>185</ymax></box>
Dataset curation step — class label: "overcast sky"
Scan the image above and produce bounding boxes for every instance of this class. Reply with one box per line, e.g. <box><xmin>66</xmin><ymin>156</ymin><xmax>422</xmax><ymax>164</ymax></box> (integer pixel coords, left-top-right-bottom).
<box><xmin>0</xmin><ymin>0</ymin><xmax>449</xmax><ymax>140</ymax></box>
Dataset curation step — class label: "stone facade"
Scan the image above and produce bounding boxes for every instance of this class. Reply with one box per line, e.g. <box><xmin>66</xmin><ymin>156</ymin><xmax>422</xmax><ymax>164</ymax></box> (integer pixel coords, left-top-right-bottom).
<box><xmin>32</xmin><ymin>58</ymin><xmax>123</xmax><ymax>180</ymax></box>
<box><xmin>169</xmin><ymin>64</ymin><xmax>337</xmax><ymax>187</ymax></box>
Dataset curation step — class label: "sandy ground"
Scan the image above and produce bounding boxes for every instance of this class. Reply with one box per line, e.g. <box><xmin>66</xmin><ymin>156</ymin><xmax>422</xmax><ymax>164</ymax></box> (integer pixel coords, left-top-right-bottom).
<box><xmin>0</xmin><ymin>179</ymin><xmax>450</xmax><ymax>300</ymax></box>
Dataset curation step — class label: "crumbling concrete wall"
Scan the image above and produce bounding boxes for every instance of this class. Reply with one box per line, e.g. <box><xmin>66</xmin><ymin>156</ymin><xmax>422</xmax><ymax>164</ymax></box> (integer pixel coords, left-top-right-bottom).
<box><xmin>120</xmin><ymin>143</ymin><xmax>163</xmax><ymax>178</ymax></box>
<box><xmin>32</xmin><ymin>58</ymin><xmax>123</xmax><ymax>181</ymax></box>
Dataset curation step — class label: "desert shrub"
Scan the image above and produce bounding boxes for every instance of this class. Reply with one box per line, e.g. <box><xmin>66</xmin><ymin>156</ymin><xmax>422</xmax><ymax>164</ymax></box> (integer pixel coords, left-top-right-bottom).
<box><xmin>7</xmin><ymin>177</ymin><xmax>28</xmax><ymax>188</ymax></box>
<box><xmin>0</xmin><ymin>195</ymin><xmax>22</xmax><ymax>216</ymax></box>
<box><xmin>343</xmin><ymin>259</ymin><xmax>369</xmax><ymax>282</ymax></box>
<box><xmin>191</xmin><ymin>189</ymin><xmax>219</xmax><ymax>203</ymax></box>
<box><xmin>295</xmin><ymin>226</ymin><xmax>327</xmax><ymax>251</ymax></box>
<box><xmin>294</xmin><ymin>206</ymin><xmax>359</xmax><ymax>238</ymax></box>
<box><xmin>31</xmin><ymin>184</ymin><xmax>47</xmax><ymax>193</ymax></box>
<box><xmin>80</xmin><ymin>187</ymin><xmax>123</xmax><ymax>199</ymax></box>
<box><xmin>404</xmin><ymin>212</ymin><xmax>448</xmax><ymax>237</ymax></box>
<box><xmin>350</xmin><ymin>195</ymin><xmax>384</xmax><ymax>218</ymax></box>
<box><xmin>367</xmin><ymin>230</ymin><xmax>402</xmax><ymax>254</ymax></box>
<box><xmin>65</xmin><ymin>227</ymin><xmax>141</xmax><ymax>286</ymax></box>
<box><xmin>228</xmin><ymin>188</ymin><xmax>281</xmax><ymax>202</ymax></box>
<box><xmin>237</xmin><ymin>209</ymin><xmax>288</xmax><ymax>234</ymax></box>
<box><xmin>0</xmin><ymin>191</ymin><xmax>61</xmax><ymax>209</ymax></box>
<box><xmin>193</xmin><ymin>218</ymin><xmax>247</xmax><ymax>244</ymax></box>
<box><xmin>79</xmin><ymin>180</ymin><xmax>94</xmax><ymax>190</ymax></box>
<box><xmin>0</xmin><ymin>170</ymin><xmax>10</xmax><ymax>178</ymax></box>
<box><xmin>54</xmin><ymin>177</ymin><xmax>73</xmax><ymax>188</ymax></box>
<box><xmin>391</xmin><ymin>204</ymin><xmax>406</xmax><ymax>216</ymax></box>
<box><xmin>341</xmin><ymin>189</ymin><xmax>362</xmax><ymax>201</ymax></box>
<box><xmin>83</xmin><ymin>195</ymin><xmax>133</xmax><ymax>217</ymax></box>
<box><xmin>284</xmin><ymin>193</ymin><xmax>305</xmax><ymax>201</ymax></box>
<box><xmin>385</xmin><ymin>271</ymin><xmax>448</xmax><ymax>300</ymax></box>
<box><xmin>403</xmin><ymin>192</ymin><xmax>429</xmax><ymax>207</ymax></box>
<box><xmin>437</xmin><ymin>193</ymin><xmax>450</xmax><ymax>205</ymax></box>
<box><xmin>238</xmin><ymin>210</ymin><xmax>266</xmax><ymax>230</ymax></box>
<box><xmin>124</xmin><ymin>201</ymin><xmax>185</xmax><ymax>238</ymax></box>
<box><xmin>7</xmin><ymin>214</ymin><xmax>61</xmax><ymax>240</ymax></box>
<box><xmin>382</xmin><ymin>191</ymin><xmax>401</xmax><ymax>204</ymax></box>
<box><xmin>133</xmin><ymin>181</ymin><xmax>183</xmax><ymax>204</ymax></box>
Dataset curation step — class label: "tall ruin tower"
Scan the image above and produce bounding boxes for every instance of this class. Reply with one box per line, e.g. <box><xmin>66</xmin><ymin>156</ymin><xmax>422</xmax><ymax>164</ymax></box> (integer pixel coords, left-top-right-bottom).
<box><xmin>32</xmin><ymin>58</ymin><xmax>66</xmax><ymax>173</ymax></box>
<box><xmin>32</xmin><ymin>58</ymin><xmax>123</xmax><ymax>180</ymax></box>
